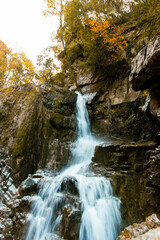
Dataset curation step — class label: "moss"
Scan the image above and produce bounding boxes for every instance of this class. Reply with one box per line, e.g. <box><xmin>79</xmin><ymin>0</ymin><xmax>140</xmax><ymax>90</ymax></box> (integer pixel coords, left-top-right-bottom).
<box><xmin>12</xmin><ymin>117</ymin><xmax>30</xmax><ymax>159</ymax></box>
<box><xmin>51</xmin><ymin>126</ymin><xmax>71</xmax><ymax>139</ymax></box>
<box><xmin>54</xmin><ymin>72</ymin><xmax>66</xmax><ymax>87</ymax></box>
<box><xmin>11</xmin><ymin>90</ymin><xmax>43</xmax><ymax>184</ymax></box>
<box><xmin>44</xmin><ymin>100</ymin><xmax>53</xmax><ymax>110</ymax></box>
<box><xmin>109</xmin><ymin>104</ymin><xmax>134</xmax><ymax>121</ymax></box>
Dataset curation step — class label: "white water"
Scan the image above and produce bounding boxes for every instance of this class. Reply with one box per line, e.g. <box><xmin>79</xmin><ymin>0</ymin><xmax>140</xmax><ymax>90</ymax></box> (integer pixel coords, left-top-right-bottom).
<box><xmin>26</xmin><ymin>92</ymin><xmax>122</xmax><ymax>240</ymax></box>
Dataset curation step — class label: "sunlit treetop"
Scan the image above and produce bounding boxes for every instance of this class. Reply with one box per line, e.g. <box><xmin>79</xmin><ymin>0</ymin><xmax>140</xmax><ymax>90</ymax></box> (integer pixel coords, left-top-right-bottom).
<box><xmin>0</xmin><ymin>40</ymin><xmax>36</xmax><ymax>87</ymax></box>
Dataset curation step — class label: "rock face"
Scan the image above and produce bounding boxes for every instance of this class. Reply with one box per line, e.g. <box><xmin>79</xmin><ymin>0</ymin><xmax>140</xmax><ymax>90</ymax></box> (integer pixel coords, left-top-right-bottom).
<box><xmin>128</xmin><ymin>32</ymin><xmax>160</xmax><ymax>224</ymax></box>
<box><xmin>117</xmin><ymin>214</ymin><xmax>160</xmax><ymax>240</ymax></box>
<box><xmin>129</xmin><ymin>32</ymin><xmax>160</xmax><ymax>120</ymax></box>
<box><xmin>92</xmin><ymin>142</ymin><xmax>156</xmax><ymax>171</ymax></box>
<box><xmin>0</xmin><ymin>84</ymin><xmax>76</xmax><ymax>186</ymax></box>
<box><xmin>0</xmin><ymin>32</ymin><xmax>160</xmax><ymax>240</ymax></box>
<box><xmin>0</xmin><ymin>84</ymin><xmax>77</xmax><ymax>239</ymax></box>
<box><xmin>91</xmin><ymin>142</ymin><xmax>159</xmax><ymax>224</ymax></box>
<box><xmin>129</xmin><ymin>32</ymin><xmax>160</xmax><ymax>91</ymax></box>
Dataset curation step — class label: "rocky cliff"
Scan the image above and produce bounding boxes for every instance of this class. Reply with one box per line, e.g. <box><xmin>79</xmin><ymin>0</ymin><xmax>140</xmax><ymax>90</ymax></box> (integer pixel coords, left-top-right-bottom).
<box><xmin>0</xmin><ymin>32</ymin><xmax>160</xmax><ymax>239</ymax></box>
<box><xmin>0</xmin><ymin>84</ymin><xmax>76</xmax><ymax>239</ymax></box>
<box><xmin>90</xmin><ymin>32</ymin><xmax>160</xmax><ymax>238</ymax></box>
<box><xmin>70</xmin><ymin>32</ymin><xmax>160</xmax><ymax>234</ymax></box>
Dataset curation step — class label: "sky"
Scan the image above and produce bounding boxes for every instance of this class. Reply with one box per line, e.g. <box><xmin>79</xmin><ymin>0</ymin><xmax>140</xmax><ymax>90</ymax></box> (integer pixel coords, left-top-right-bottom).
<box><xmin>0</xmin><ymin>0</ymin><xmax>58</xmax><ymax>66</ymax></box>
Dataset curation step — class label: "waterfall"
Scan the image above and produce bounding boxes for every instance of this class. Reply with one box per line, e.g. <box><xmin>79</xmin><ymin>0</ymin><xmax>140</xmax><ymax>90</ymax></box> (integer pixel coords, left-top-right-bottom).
<box><xmin>26</xmin><ymin>92</ymin><xmax>122</xmax><ymax>240</ymax></box>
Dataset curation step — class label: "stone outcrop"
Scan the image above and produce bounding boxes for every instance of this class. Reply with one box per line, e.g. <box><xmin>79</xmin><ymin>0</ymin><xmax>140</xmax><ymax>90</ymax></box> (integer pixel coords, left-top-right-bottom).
<box><xmin>129</xmin><ymin>32</ymin><xmax>160</xmax><ymax>91</ymax></box>
<box><xmin>129</xmin><ymin>32</ymin><xmax>160</xmax><ymax>120</ymax></box>
<box><xmin>129</xmin><ymin>32</ymin><xmax>160</xmax><ymax>223</ymax></box>
<box><xmin>92</xmin><ymin>142</ymin><xmax>156</xmax><ymax>171</ymax></box>
<box><xmin>117</xmin><ymin>214</ymin><xmax>160</xmax><ymax>240</ymax></box>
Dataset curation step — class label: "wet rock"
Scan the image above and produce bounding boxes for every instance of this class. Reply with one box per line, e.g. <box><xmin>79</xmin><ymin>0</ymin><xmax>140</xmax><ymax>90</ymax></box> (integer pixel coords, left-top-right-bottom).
<box><xmin>18</xmin><ymin>177</ymin><xmax>40</xmax><ymax>196</ymax></box>
<box><xmin>145</xmin><ymin>145</ymin><xmax>160</xmax><ymax>187</ymax></box>
<box><xmin>60</xmin><ymin>176</ymin><xmax>79</xmax><ymax>195</ymax></box>
<box><xmin>57</xmin><ymin>193</ymin><xmax>81</xmax><ymax>240</ymax></box>
<box><xmin>42</xmin><ymin>233</ymin><xmax>65</xmax><ymax>240</ymax></box>
<box><xmin>32</xmin><ymin>168</ymin><xmax>57</xmax><ymax>178</ymax></box>
<box><xmin>61</xmin><ymin>205</ymin><xmax>81</xmax><ymax>240</ymax></box>
<box><xmin>0</xmin><ymin>202</ymin><xmax>12</xmax><ymax>218</ymax></box>
<box><xmin>46</xmin><ymin>139</ymin><xmax>72</xmax><ymax>170</ymax></box>
<box><xmin>117</xmin><ymin>214</ymin><xmax>160</xmax><ymax>240</ymax></box>
<box><xmin>0</xmin><ymin>196</ymin><xmax>31</xmax><ymax>240</ymax></box>
<box><xmin>91</xmin><ymin>141</ymin><xmax>160</xmax><ymax>224</ymax></box>
<box><xmin>54</xmin><ymin>176</ymin><xmax>82</xmax><ymax>240</ymax></box>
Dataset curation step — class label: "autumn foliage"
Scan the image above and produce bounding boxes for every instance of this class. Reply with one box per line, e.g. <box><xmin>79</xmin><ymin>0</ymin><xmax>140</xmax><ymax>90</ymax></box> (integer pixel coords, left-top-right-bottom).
<box><xmin>0</xmin><ymin>40</ymin><xmax>35</xmax><ymax>87</ymax></box>
<box><xmin>89</xmin><ymin>20</ymin><xmax>128</xmax><ymax>59</ymax></box>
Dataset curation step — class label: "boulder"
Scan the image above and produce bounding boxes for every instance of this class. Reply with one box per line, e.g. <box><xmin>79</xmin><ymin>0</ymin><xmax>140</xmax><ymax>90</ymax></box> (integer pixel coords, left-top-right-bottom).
<box><xmin>117</xmin><ymin>214</ymin><xmax>160</xmax><ymax>240</ymax></box>
<box><xmin>18</xmin><ymin>177</ymin><xmax>40</xmax><ymax>196</ymax></box>
<box><xmin>60</xmin><ymin>176</ymin><xmax>79</xmax><ymax>195</ymax></box>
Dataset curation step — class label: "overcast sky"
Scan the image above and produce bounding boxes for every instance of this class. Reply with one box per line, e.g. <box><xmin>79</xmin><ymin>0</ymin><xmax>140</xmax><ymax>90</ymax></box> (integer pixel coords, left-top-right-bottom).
<box><xmin>0</xmin><ymin>0</ymin><xmax>58</xmax><ymax>65</ymax></box>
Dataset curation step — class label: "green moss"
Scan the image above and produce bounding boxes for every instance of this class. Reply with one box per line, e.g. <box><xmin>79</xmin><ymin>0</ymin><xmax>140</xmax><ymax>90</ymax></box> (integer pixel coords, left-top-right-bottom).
<box><xmin>12</xmin><ymin>118</ymin><xmax>30</xmax><ymax>159</ymax></box>
<box><xmin>11</xmin><ymin>90</ymin><xmax>40</xmax><ymax>180</ymax></box>
<box><xmin>54</xmin><ymin>72</ymin><xmax>66</xmax><ymax>87</ymax></box>
<box><xmin>51</xmin><ymin>126</ymin><xmax>70</xmax><ymax>139</ymax></box>
<box><xmin>109</xmin><ymin>104</ymin><xmax>134</xmax><ymax>120</ymax></box>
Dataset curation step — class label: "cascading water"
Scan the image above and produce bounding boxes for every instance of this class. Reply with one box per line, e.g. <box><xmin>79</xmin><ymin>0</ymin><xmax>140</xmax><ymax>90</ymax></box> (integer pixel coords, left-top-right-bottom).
<box><xmin>26</xmin><ymin>92</ymin><xmax>122</xmax><ymax>240</ymax></box>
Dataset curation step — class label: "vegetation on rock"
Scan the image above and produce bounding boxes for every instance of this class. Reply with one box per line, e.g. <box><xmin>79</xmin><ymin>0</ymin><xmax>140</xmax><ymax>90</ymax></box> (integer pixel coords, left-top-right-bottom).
<box><xmin>42</xmin><ymin>0</ymin><xmax>160</xmax><ymax>86</ymax></box>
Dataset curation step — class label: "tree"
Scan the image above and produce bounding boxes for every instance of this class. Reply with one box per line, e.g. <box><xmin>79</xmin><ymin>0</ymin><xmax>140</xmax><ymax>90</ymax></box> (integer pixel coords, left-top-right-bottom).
<box><xmin>129</xmin><ymin>0</ymin><xmax>160</xmax><ymax>39</ymax></box>
<box><xmin>0</xmin><ymin>40</ymin><xmax>10</xmax><ymax>87</ymax></box>
<box><xmin>36</xmin><ymin>47</ymin><xmax>58</xmax><ymax>83</ymax></box>
<box><xmin>44</xmin><ymin>0</ymin><xmax>78</xmax><ymax>84</ymax></box>
<box><xmin>44</xmin><ymin>0</ymin><xmax>66</xmax><ymax>53</ymax></box>
<box><xmin>89</xmin><ymin>20</ymin><xmax>127</xmax><ymax>60</ymax></box>
<box><xmin>43</xmin><ymin>0</ymin><xmax>129</xmax><ymax>76</ymax></box>
<box><xmin>7</xmin><ymin>52</ymin><xmax>35</xmax><ymax>85</ymax></box>
<box><xmin>0</xmin><ymin>40</ymin><xmax>35</xmax><ymax>87</ymax></box>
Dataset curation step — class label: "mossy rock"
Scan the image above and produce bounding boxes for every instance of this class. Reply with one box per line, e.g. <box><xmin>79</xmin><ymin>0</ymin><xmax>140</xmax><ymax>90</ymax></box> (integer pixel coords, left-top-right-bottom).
<box><xmin>0</xmin><ymin>84</ymin><xmax>77</xmax><ymax>186</ymax></box>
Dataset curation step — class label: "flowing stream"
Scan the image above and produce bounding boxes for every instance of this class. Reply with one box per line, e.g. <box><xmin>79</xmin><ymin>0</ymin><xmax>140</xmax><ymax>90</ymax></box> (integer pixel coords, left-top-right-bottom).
<box><xmin>26</xmin><ymin>92</ymin><xmax>122</xmax><ymax>240</ymax></box>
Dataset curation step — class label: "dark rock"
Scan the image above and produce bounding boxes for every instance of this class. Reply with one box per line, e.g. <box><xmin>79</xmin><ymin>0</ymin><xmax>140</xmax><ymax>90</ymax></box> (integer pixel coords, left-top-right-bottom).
<box><xmin>92</xmin><ymin>142</ymin><xmax>156</xmax><ymax>171</ymax></box>
<box><xmin>18</xmin><ymin>177</ymin><xmax>40</xmax><ymax>196</ymax></box>
<box><xmin>91</xmin><ymin>142</ymin><xmax>159</xmax><ymax>224</ymax></box>
<box><xmin>91</xmin><ymin>93</ymin><xmax>159</xmax><ymax>142</ymax></box>
<box><xmin>61</xmin><ymin>205</ymin><xmax>81</xmax><ymax>240</ymax></box>
<box><xmin>60</xmin><ymin>176</ymin><xmax>79</xmax><ymax>196</ymax></box>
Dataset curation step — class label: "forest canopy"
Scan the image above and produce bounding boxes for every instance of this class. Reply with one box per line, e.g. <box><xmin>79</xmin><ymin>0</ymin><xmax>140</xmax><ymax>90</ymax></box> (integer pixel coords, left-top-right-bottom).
<box><xmin>0</xmin><ymin>0</ymin><xmax>159</xmax><ymax>87</ymax></box>
<box><xmin>43</xmin><ymin>0</ymin><xmax>160</xmax><ymax>79</ymax></box>
<box><xmin>0</xmin><ymin>40</ymin><xmax>35</xmax><ymax>87</ymax></box>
